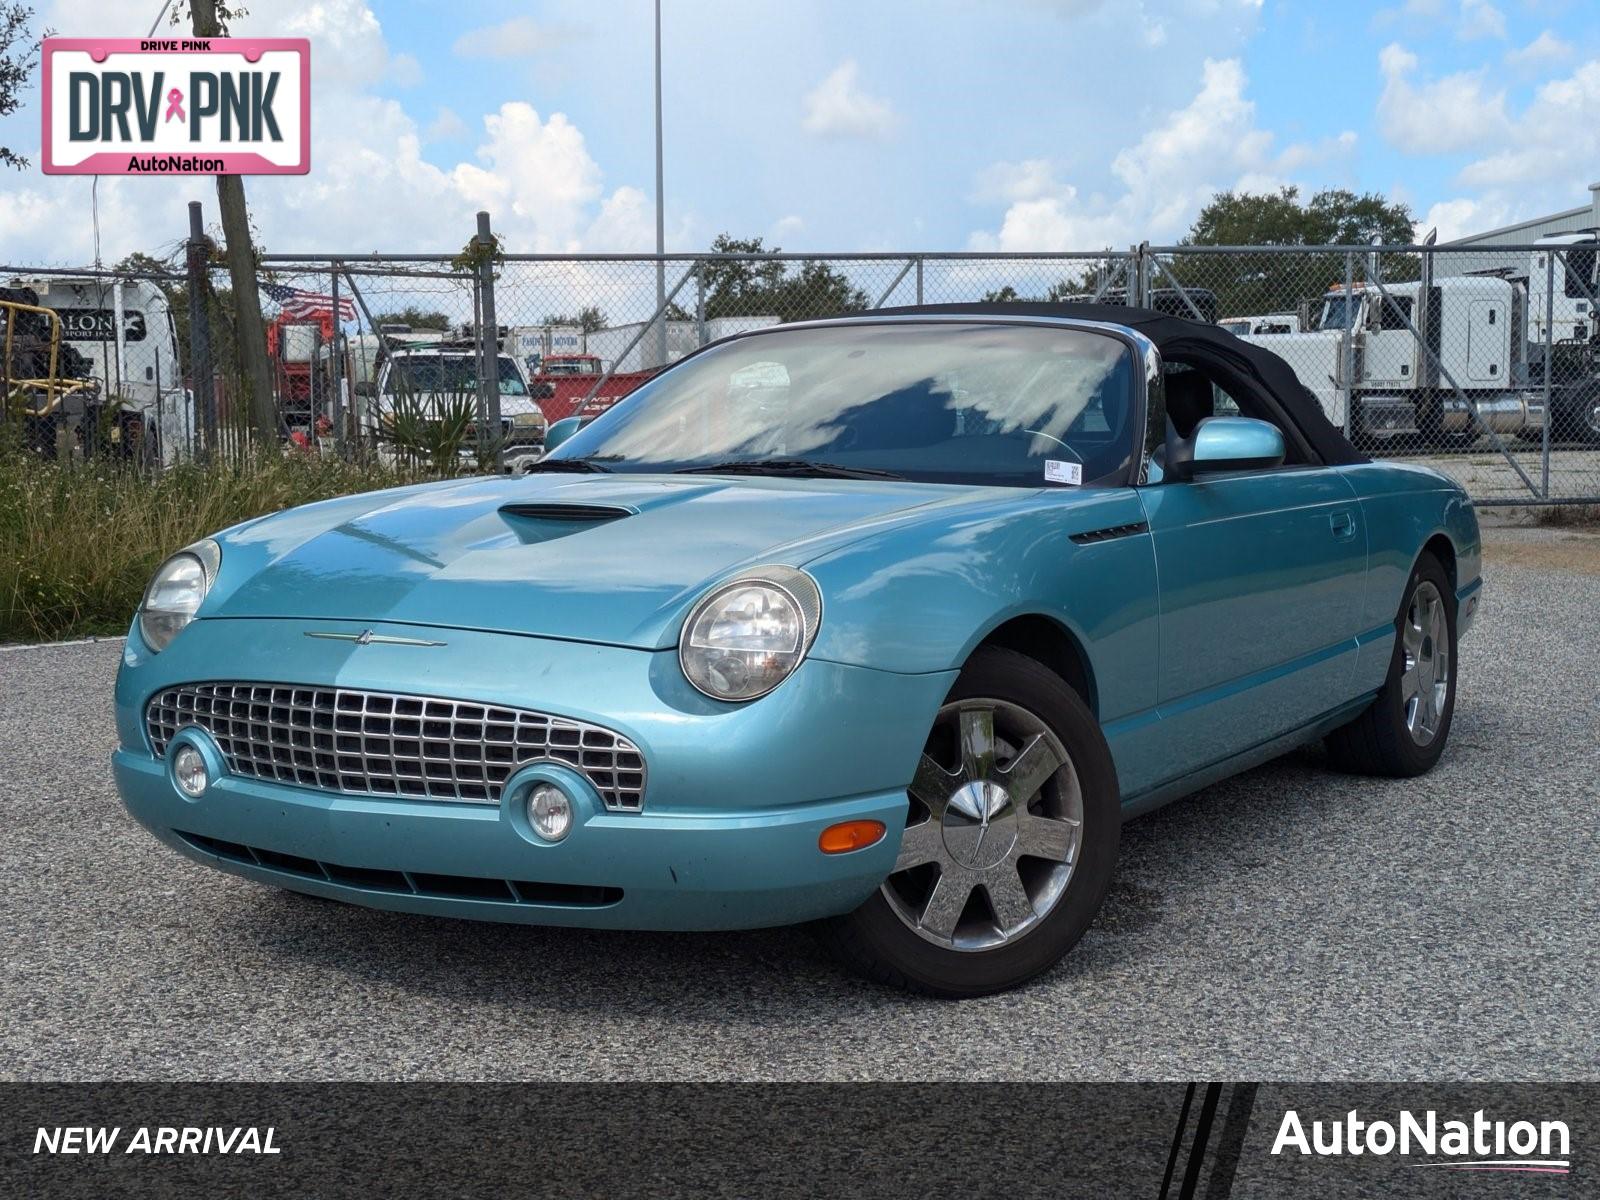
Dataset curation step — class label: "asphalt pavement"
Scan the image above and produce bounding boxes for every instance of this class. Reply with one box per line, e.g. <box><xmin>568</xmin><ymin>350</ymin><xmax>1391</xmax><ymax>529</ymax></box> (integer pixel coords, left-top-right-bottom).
<box><xmin>1</xmin><ymin>526</ymin><xmax>1595</xmax><ymax>1081</ymax></box>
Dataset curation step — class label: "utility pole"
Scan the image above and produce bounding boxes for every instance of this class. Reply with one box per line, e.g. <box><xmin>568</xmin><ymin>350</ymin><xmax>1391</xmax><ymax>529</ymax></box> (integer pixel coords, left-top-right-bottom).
<box><xmin>190</xmin><ymin>0</ymin><xmax>278</xmax><ymax>448</ymax></box>
<box><xmin>653</xmin><ymin>0</ymin><xmax>667</xmax><ymax>369</ymax></box>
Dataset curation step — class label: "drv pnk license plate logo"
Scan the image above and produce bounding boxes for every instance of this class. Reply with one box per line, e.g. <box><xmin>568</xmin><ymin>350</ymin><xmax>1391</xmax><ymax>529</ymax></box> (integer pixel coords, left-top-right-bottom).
<box><xmin>41</xmin><ymin>38</ymin><xmax>309</xmax><ymax>175</ymax></box>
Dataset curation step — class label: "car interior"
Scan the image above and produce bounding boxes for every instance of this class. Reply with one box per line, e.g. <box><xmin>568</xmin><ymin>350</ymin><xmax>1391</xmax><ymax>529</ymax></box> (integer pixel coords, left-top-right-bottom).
<box><xmin>1152</xmin><ymin>350</ymin><xmax>1311</xmax><ymax>477</ymax></box>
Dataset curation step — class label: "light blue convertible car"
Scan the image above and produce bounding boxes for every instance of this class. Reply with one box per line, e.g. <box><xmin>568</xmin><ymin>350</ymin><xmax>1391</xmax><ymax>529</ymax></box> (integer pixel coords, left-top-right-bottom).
<box><xmin>114</xmin><ymin>304</ymin><xmax>1480</xmax><ymax>996</ymax></box>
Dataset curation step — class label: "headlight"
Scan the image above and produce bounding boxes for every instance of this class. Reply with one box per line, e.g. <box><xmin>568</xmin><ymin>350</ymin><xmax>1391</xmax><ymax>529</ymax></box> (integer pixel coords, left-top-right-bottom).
<box><xmin>138</xmin><ymin>539</ymin><xmax>220</xmax><ymax>652</ymax></box>
<box><xmin>679</xmin><ymin>565</ymin><xmax>822</xmax><ymax>701</ymax></box>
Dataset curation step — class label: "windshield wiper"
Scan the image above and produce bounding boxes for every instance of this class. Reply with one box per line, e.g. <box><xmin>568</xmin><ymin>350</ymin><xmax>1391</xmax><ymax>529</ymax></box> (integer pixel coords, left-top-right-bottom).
<box><xmin>675</xmin><ymin>458</ymin><xmax>905</xmax><ymax>481</ymax></box>
<box><xmin>524</xmin><ymin>456</ymin><xmax>620</xmax><ymax>474</ymax></box>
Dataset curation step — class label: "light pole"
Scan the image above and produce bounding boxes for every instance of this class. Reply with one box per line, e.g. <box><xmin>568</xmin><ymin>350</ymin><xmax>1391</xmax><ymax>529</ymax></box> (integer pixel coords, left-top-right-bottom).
<box><xmin>654</xmin><ymin>0</ymin><xmax>667</xmax><ymax>368</ymax></box>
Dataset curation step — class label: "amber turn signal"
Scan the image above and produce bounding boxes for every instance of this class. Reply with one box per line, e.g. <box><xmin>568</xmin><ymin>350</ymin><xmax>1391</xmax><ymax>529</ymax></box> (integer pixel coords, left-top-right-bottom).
<box><xmin>818</xmin><ymin>819</ymin><xmax>887</xmax><ymax>854</ymax></box>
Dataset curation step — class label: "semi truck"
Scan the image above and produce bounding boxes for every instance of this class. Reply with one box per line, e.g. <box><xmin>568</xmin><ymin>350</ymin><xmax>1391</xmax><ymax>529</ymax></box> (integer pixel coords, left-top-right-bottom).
<box><xmin>1241</xmin><ymin>233</ymin><xmax>1600</xmax><ymax>448</ymax></box>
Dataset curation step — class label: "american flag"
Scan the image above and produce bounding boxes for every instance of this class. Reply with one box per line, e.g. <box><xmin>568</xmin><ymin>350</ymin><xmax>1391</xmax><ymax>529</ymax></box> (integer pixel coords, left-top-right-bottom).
<box><xmin>260</xmin><ymin>281</ymin><xmax>357</xmax><ymax>322</ymax></box>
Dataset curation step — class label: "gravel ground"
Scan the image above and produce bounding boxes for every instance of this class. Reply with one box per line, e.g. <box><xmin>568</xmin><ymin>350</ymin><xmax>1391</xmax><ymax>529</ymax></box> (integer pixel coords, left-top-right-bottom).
<box><xmin>1</xmin><ymin>527</ymin><xmax>1596</xmax><ymax>1082</ymax></box>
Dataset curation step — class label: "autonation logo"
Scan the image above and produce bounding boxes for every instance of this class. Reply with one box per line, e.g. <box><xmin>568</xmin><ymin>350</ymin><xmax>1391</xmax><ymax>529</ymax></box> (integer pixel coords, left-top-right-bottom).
<box><xmin>1272</xmin><ymin>1108</ymin><xmax>1571</xmax><ymax>1175</ymax></box>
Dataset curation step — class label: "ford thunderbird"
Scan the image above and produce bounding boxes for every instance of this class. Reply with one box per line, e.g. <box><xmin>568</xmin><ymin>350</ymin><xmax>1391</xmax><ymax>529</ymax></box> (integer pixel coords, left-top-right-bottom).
<box><xmin>114</xmin><ymin>304</ymin><xmax>1481</xmax><ymax>996</ymax></box>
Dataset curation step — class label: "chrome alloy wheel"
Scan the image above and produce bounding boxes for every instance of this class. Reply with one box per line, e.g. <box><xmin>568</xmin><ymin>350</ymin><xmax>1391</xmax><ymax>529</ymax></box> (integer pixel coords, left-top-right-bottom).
<box><xmin>882</xmin><ymin>699</ymin><xmax>1083</xmax><ymax>952</ymax></box>
<box><xmin>1401</xmin><ymin>580</ymin><xmax>1450</xmax><ymax>747</ymax></box>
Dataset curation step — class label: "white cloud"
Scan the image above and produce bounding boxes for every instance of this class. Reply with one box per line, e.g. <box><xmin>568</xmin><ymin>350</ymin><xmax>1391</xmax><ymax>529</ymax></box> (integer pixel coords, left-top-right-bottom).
<box><xmin>1376</xmin><ymin>43</ymin><xmax>1510</xmax><ymax>153</ymax></box>
<box><xmin>1456</xmin><ymin>0</ymin><xmax>1505</xmax><ymax>41</ymax></box>
<box><xmin>453</xmin><ymin>17</ymin><xmax>572</xmax><ymax>61</ymax></box>
<box><xmin>968</xmin><ymin>58</ymin><xmax>1354</xmax><ymax>250</ymax></box>
<box><xmin>424</xmin><ymin>107</ymin><xmax>469</xmax><ymax>143</ymax></box>
<box><xmin>388</xmin><ymin>52</ymin><xmax>423</xmax><ymax>87</ymax></box>
<box><xmin>801</xmin><ymin>61</ymin><xmax>899</xmax><ymax>140</ymax></box>
<box><xmin>1371</xmin><ymin>0</ymin><xmax>1445</xmax><ymax>31</ymax></box>
<box><xmin>1454</xmin><ymin>60</ymin><xmax>1600</xmax><ymax>190</ymax></box>
<box><xmin>1506</xmin><ymin>30</ymin><xmax>1575</xmax><ymax>72</ymax></box>
<box><xmin>1415</xmin><ymin>52</ymin><xmax>1600</xmax><ymax>241</ymax></box>
<box><xmin>1419</xmin><ymin>196</ymin><xmax>1513</xmax><ymax>242</ymax></box>
<box><xmin>770</xmin><ymin>215</ymin><xmax>806</xmax><ymax>241</ymax></box>
<box><xmin>450</xmin><ymin>103</ymin><xmax>653</xmax><ymax>252</ymax></box>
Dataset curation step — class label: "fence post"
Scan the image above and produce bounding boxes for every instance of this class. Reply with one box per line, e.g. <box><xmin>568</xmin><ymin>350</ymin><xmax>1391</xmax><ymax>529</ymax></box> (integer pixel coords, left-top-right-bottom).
<box><xmin>475</xmin><ymin>211</ymin><xmax>503</xmax><ymax>472</ymax></box>
<box><xmin>329</xmin><ymin>262</ymin><xmax>344</xmax><ymax>458</ymax></box>
<box><xmin>184</xmin><ymin>201</ymin><xmax>214</xmax><ymax>462</ymax></box>
<box><xmin>695</xmin><ymin>260</ymin><xmax>707</xmax><ymax>347</ymax></box>
<box><xmin>1543</xmin><ymin>248</ymin><xmax>1554</xmax><ymax>498</ymax></box>
<box><xmin>1343</xmin><ymin>250</ymin><xmax>1355</xmax><ymax>425</ymax></box>
<box><xmin>915</xmin><ymin>256</ymin><xmax>924</xmax><ymax>305</ymax></box>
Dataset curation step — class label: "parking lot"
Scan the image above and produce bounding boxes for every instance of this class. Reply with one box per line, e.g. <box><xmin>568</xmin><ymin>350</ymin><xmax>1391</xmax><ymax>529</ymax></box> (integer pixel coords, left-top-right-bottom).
<box><xmin>1</xmin><ymin>526</ymin><xmax>1595</xmax><ymax>1082</ymax></box>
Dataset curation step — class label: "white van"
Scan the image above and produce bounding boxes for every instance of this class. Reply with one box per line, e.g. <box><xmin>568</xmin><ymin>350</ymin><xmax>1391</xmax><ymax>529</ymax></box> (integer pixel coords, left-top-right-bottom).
<box><xmin>12</xmin><ymin>275</ymin><xmax>192</xmax><ymax>464</ymax></box>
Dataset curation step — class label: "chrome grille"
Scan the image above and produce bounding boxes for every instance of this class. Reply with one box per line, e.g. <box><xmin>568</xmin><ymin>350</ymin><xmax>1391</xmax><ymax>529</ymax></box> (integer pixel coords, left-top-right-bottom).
<box><xmin>145</xmin><ymin>682</ymin><xmax>646</xmax><ymax>811</ymax></box>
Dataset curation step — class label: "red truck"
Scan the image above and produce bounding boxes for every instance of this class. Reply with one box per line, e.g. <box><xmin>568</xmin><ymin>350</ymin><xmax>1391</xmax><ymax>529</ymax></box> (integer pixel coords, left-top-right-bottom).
<box><xmin>527</xmin><ymin>354</ymin><xmax>657</xmax><ymax>422</ymax></box>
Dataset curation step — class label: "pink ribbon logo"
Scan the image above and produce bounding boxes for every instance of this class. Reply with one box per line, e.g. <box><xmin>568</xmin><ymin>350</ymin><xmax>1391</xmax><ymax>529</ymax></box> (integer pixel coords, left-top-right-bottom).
<box><xmin>164</xmin><ymin>88</ymin><xmax>185</xmax><ymax>123</ymax></box>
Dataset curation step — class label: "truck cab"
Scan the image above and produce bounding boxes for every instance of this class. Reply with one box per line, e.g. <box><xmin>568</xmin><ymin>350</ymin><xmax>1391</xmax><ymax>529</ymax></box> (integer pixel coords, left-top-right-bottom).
<box><xmin>1528</xmin><ymin>232</ymin><xmax>1600</xmax><ymax>347</ymax></box>
<box><xmin>366</xmin><ymin>346</ymin><xmax>548</xmax><ymax>471</ymax></box>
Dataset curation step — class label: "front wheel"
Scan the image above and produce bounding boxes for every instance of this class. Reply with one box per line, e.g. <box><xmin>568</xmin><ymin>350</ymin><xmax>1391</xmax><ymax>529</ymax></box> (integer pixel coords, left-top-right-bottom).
<box><xmin>822</xmin><ymin>647</ymin><xmax>1120</xmax><ymax>997</ymax></box>
<box><xmin>1325</xmin><ymin>553</ymin><xmax>1457</xmax><ymax>776</ymax></box>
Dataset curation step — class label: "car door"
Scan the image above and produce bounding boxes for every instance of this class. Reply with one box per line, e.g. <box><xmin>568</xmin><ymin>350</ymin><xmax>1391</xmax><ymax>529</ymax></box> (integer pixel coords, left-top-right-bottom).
<box><xmin>1135</xmin><ymin>378</ymin><xmax>1369</xmax><ymax>787</ymax></box>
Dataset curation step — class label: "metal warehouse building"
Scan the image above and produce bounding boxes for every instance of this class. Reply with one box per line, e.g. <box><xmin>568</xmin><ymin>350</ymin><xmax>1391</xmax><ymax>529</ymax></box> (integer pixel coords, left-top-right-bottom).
<box><xmin>1442</xmin><ymin>182</ymin><xmax>1600</xmax><ymax>274</ymax></box>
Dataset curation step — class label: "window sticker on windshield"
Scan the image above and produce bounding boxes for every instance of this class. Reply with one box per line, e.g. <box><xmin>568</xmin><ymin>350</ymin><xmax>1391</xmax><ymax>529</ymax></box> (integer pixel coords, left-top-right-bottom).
<box><xmin>1044</xmin><ymin>459</ymin><xmax>1082</xmax><ymax>486</ymax></box>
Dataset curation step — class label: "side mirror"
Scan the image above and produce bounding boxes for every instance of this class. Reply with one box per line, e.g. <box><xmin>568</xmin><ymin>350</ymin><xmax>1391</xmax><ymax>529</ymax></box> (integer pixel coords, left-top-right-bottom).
<box><xmin>1165</xmin><ymin>416</ymin><xmax>1285</xmax><ymax>480</ymax></box>
<box><xmin>545</xmin><ymin>415</ymin><xmax>583</xmax><ymax>451</ymax></box>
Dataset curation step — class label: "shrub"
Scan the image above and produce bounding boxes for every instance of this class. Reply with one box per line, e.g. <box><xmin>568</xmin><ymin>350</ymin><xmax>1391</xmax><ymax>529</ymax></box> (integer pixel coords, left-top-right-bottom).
<box><xmin>0</xmin><ymin>448</ymin><xmax>433</xmax><ymax>644</ymax></box>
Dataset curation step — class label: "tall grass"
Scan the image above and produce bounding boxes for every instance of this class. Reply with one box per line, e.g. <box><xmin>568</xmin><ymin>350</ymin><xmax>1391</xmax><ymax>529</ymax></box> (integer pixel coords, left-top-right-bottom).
<box><xmin>0</xmin><ymin>450</ymin><xmax>431</xmax><ymax>644</ymax></box>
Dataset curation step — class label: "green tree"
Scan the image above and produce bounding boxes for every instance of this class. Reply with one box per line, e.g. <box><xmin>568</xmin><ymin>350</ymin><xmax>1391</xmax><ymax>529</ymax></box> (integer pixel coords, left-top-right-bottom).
<box><xmin>700</xmin><ymin>234</ymin><xmax>869</xmax><ymax>321</ymax></box>
<box><xmin>377</xmin><ymin>306</ymin><xmax>451</xmax><ymax>332</ymax></box>
<box><xmin>0</xmin><ymin>4</ymin><xmax>45</xmax><ymax>169</ymax></box>
<box><xmin>980</xmin><ymin>274</ymin><xmax>1100</xmax><ymax>304</ymax></box>
<box><xmin>1171</xmin><ymin>187</ymin><xmax>1419</xmax><ymax>318</ymax></box>
<box><xmin>540</xmin><ymin>305</ymin><xmax>607</xmax><ymax>333</ymax></box>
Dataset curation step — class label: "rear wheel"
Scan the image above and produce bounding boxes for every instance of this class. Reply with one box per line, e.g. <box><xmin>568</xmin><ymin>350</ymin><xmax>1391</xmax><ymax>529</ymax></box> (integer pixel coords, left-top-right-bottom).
<box><xmin>1326</xmin><ymin>553</ymin><xmax>1457</xmax><ymax>776</ymax></box>
<box><xmin>822</xmin><ymin>647</ymin><xmax>1119</xmax><ymax>997</ymax></box>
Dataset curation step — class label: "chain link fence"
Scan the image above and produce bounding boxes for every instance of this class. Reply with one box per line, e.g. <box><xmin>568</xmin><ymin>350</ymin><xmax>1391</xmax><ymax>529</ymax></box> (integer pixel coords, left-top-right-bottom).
<box><xmin>6</xmin><ymin>210</ymin><xmax>1600</xmax><ymax>504</ymax></box>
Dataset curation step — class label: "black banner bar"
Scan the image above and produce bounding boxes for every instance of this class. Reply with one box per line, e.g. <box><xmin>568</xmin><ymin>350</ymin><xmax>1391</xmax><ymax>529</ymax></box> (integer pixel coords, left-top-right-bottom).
<box><xmin>1</xmin><ymin>1083</ymin><xmax>1591</xmax><ymax>1199</ymax></box>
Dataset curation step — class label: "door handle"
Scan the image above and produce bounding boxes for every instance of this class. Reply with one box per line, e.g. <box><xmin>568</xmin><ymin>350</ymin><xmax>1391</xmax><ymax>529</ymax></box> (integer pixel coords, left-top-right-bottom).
<box><xmin>1330</xmin><ymin>510</ymin><xmax>1357</xmax><ymax>540</ymax></box>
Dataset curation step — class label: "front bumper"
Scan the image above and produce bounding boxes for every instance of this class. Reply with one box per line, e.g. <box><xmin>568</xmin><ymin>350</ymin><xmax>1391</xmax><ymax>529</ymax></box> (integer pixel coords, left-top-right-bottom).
<box><xmin>114</xmin><ymin>618</ymin><xmax>953</xmax><ymax>931</ymax></box>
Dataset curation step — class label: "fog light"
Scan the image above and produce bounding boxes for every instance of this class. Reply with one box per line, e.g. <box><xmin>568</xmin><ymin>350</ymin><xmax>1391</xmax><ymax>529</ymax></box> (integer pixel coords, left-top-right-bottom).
<box><xmin>174</xmin><ymin>745</ymin><xmax>209</xmax><ymax>798</ymax></box>
<box><xmin>527</xmin><ymin>783</ymin><xmax>573</xmax><ymax>842</ymax></box>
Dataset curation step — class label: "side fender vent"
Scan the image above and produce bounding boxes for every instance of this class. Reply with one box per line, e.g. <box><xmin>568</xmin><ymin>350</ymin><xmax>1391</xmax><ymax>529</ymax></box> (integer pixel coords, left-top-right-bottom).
<box><xmin>1069</xmin><ymin>522</ymin><xmax>1149</xmax><ymax>546</ymax></box>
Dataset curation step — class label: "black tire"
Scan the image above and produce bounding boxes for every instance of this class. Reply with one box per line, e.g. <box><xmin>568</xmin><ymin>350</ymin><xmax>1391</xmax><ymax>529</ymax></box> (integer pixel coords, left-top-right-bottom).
<box><xmin>1325</xmin><ymin>552</ymin><xmax>1457</xmax><ymax>777</ymax></box>
<box><xmin>821</xmin><ymin>646</ymin><xmax>1120</xmax><ymax>998</ymax></box>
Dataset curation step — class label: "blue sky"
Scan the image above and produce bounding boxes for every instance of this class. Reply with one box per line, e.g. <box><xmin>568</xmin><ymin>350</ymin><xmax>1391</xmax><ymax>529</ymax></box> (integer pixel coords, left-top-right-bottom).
<box><xmin>3</xmin><ymin>0</ymin><xmax>1599</xmax><ymax>264</ymax></box>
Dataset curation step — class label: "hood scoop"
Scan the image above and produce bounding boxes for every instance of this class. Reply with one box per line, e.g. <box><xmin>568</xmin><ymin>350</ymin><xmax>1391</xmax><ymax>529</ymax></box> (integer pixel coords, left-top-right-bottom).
<box><xmin>499</xmin><ymin>502</ymin><xmax>636</xmax><ymax>522</ymax></box>
<box><xmin>497</xmin><ymin>501</ymin><xmax>634</xmax><ymax>545</ymax></box>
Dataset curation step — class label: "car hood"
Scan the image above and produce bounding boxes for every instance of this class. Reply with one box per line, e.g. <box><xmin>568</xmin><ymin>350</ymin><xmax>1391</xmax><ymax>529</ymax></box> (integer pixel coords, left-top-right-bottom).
<box><xmin>209</xmin><ymin>473</ymin><xmax>1004</xmax><ymax>649</ymax></box>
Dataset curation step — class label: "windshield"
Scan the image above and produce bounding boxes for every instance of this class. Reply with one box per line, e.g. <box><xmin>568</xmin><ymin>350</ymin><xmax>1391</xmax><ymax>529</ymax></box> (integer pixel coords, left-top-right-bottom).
<box><xmin>548</xmin><ymin>322</ymin><xmax>1137</xmax><ymax>487</ymax></box>
<box><xmin>1319</xmin><ymin>294</ymin><xmax>1362</xmax><ymax>331</ymax></box>
<box><xmin>384</xmin><ymin>354</ymin><xmax>528</xmax><ymax>396</ymax></box>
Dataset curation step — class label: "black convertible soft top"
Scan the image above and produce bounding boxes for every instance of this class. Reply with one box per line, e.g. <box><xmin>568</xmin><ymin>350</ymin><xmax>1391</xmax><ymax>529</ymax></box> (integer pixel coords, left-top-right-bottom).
<box><xmin>869</xmin><ymin>301</ymin><xmax>1366</xmax><ymax>467</ymax></box>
